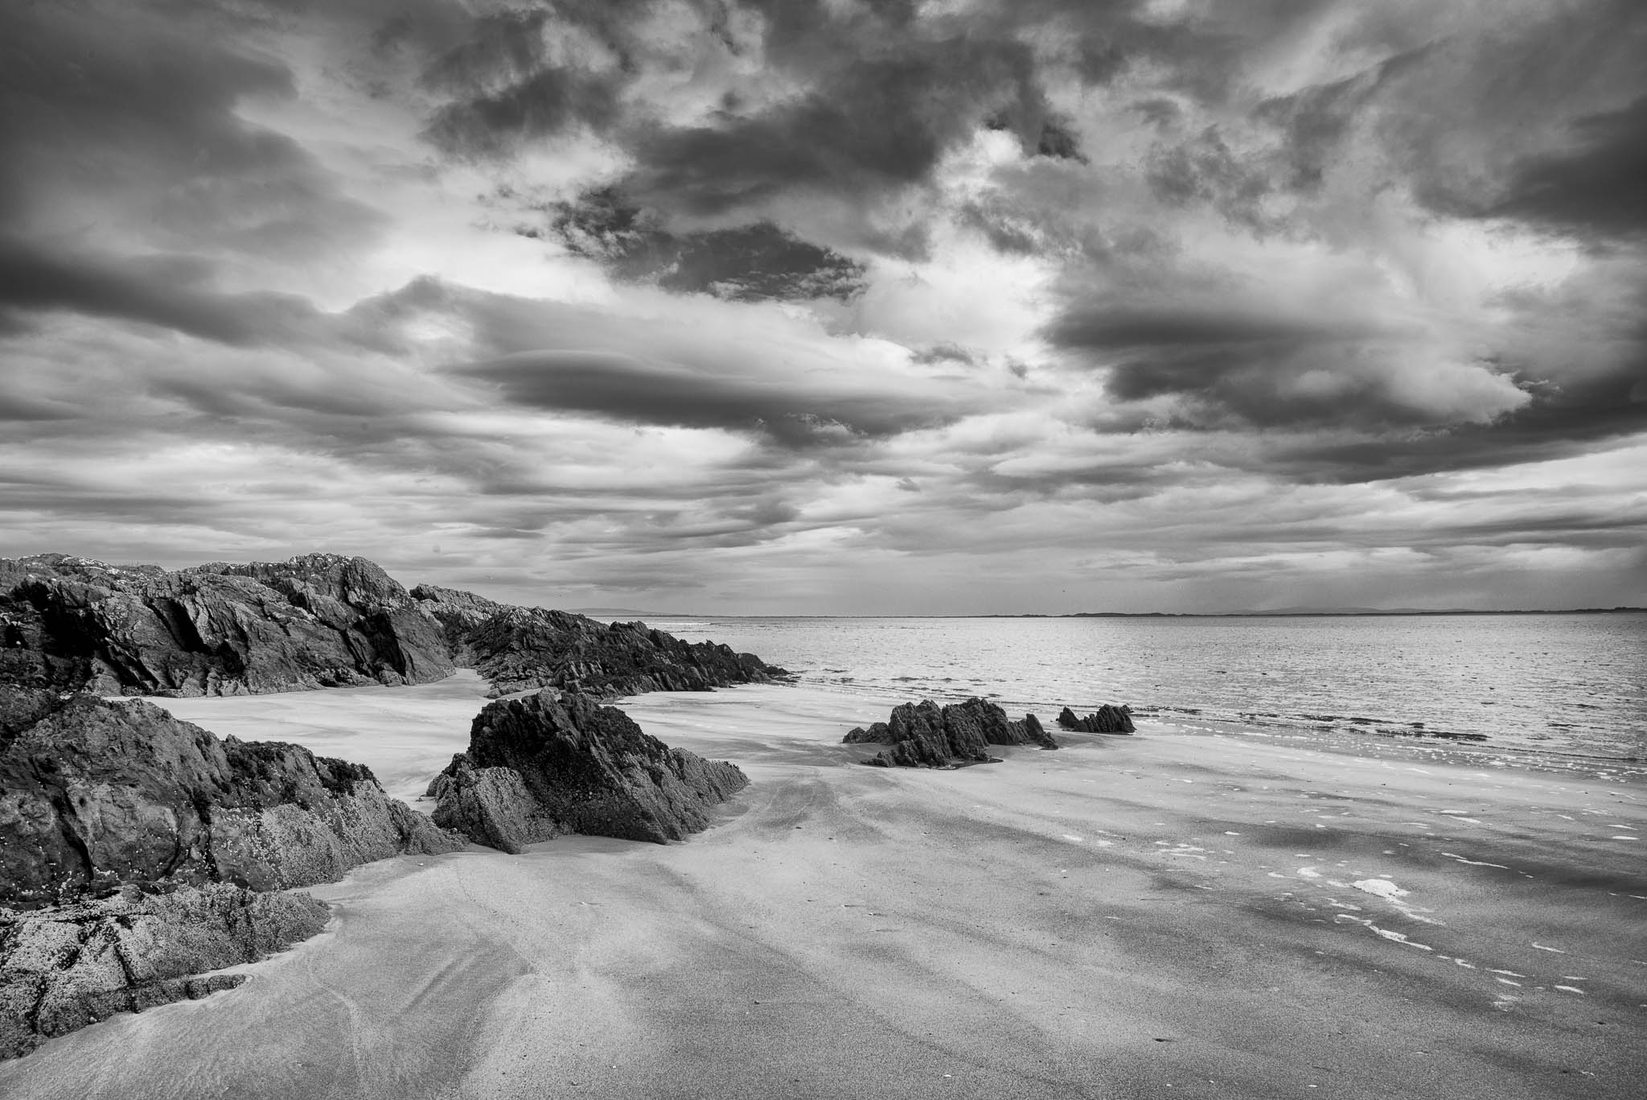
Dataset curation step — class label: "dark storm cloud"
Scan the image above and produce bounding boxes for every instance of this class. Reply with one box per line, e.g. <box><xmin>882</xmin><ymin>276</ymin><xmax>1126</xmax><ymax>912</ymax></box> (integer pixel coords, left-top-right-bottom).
<box><xmin>414</xmin><ymin>4</ymin><xmax>628</xmax><ymax>158</ymax></box>
<box><xmin>1268</xmin><ymin>362</ymin><xmax>1647</xmax><ymax>486</ymax></box>
<box><xmin>1490</xmin><ymin>93</ymin><xmax>1647</xmax><ymax>238</ymax></box>
<box><xmin>1145</xmin><ymin>126</ymin><xmax>1272</xmax><ymax>225</ymax></box>
<box><xmin>0</xmin><ymin>238</ymin><xmax>337</xmax><ymax>348</ymax></box>
<box><xmin>1365</xmin><ymin>0</ymin><xmax>1647</xmax><ymax>240</ymax></box>
<box><xmin>0</xmin><ymin>2</ymin><xmax>382</xmax><ymax>248</ymax></box>
<box><xmin>548</xmin><ymin>190</ymin><xmax>866</xmax><ymax>301</ymax></box>
<box><xmin>1045</xmin><ymin>302</ymin><xmax>1490</xmax><ymax>431</ymax></box>
<box><xmin>619</xmin><ymin>34</ymin><xmax>1048</xmax><ymax>219</ymax></box>
<box><xmin>0</xmin><ymin>1</ymin><xmax>386</xmax><ymax>341</ymax></box>
<box><xmin>455</xmin><ymin>349</ymin><xmax>950</xmax><ymax>447</ymax></box>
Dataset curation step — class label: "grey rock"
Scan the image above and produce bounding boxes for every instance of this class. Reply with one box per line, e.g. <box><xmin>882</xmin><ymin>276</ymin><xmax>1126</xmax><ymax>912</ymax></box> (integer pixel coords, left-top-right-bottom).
<box><xmin>845</xmin><ymin>697</ymin><xmax>1056</xmax><ymax>767</ymax></box>
<box><xmin>0</xmin><ymin>695</ymin><xmax>461</xmax><ymax>910</ymax></box>
<box><xmin>1056</xmin><ymin>705</ymin><xmax>1135</xmax><ymax>734</ymax></box>
<box><xmin>0</xmin><ymin>883</ymin><xmax>329</xmax><ymax>1061</ymax></box>
<box><xmin>0</xmin><ymin>553</ymin><xmax>453</xmax><ymax>697</ymax></box>
<box><xmin>413</xmin><ymin>594</ymin><xmax>788</xmax><ymax>699</ymax></box>
<box><xmin>431</xmin><ymin>691</ymin><xmax>748</xmax><ymax>847</ymax></box>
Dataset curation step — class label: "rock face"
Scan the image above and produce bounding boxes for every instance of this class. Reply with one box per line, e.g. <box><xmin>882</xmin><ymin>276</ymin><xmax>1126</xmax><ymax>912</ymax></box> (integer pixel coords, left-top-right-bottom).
<box><xmin>429</xmin><ymin>691</ymin><xmax>749</xmax><ymax>851</ymax></box>
<box><xmin>0</xmin><ymin>553</ymin><xmax>454</xmax><ymax>697</ymax></box>
<box><xmin>412</xmin><ymin>589</ymin><xmax>786</xmax><ymax>698</ymax></box>
<box><xmin>0</xmin><ymin>553</ymin><xmax>786</xmax><ymax>703</ymax></box>
<box><xmin>844</xmin><ymin>698</ymin><xmax>1056</xmax><ymax>768</ymax></box>
<box><xmin>0</xmin><ymin>883</ymin><xmax>329</xmax><ymax>1061</ymax></box>
<box><xmin>1056</xmin><ymin>705</ymin><xmax>1135</xmax><ymax>734</ymax></box>
<box><xmin>0</xmin><ymin>695</ymin><xmax>462</xmax><ymax>911</ymax></box>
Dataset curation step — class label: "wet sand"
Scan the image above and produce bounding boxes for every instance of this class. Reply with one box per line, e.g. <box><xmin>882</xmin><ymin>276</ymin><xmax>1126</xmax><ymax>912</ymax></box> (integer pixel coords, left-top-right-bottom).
<box><xmin>3</xmin><ymin>681</ymin><xmax>1643</xmax><ymax>1099</ymax></box>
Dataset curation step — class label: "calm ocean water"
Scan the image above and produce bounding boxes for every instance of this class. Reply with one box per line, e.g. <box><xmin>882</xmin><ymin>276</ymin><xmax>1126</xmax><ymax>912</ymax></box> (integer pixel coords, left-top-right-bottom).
<box><xmin>645</xmin><ymin>613</ymin><xmax>1647</xmax><ymax>763</ymax></box>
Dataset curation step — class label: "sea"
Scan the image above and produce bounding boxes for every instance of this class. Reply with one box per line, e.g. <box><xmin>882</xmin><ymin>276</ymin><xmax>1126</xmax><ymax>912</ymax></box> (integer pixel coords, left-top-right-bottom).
<box><xmin>640</xmin><ymin>613</ymin><xmax>1647</xmax><ymax>765</ymax></box>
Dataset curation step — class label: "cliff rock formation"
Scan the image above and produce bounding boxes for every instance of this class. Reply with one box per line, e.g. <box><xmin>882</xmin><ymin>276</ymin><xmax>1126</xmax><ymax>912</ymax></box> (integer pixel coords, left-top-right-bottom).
<box><xmin>0</xmin><ymin>554</ymin><xmax>787</xmax><ymax>702</ymax></box>
<box><xmin>0</xmin><ymin>883</ymin><xmax>329</xmax><ymax>1060</ymax></box>
<box><xmin>412</xmin><ymin>587</ymin><xmax>783</xmax><ymax>698</ymax></box>
<box><xmin>1056</xmin><ymin>705</ymin><xmax>1135</xmax><ymax>734</ymax></box>
<box><xmin>0</xmin><ymin>553</ymin><xmax>453</xmax><ymax>697</ymax></box>
<box><xmin>844</xmin><ymin>697</ymin><xmax>1056</xmax><ymax>768</ymax></box>
<box><xmin>429</xmin><ymin>691</ymin><xmax>748</xmax><ymax>851</ymax></box>
<box><xmin>0</xmin><ymin>695</ymin><xmax>461</xmax><ymax>911</ymax></box>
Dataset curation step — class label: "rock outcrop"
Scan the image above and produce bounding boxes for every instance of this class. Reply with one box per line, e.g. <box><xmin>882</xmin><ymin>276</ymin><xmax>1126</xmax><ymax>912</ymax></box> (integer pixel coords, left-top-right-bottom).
<box><xmin>844</xmin><ymin>698</ymin><xmax>1056</xmax><ymax>768</ymax></box>
<box><xmin>1056</xmin><ymin>705</ymin><xmax>1135</xmax><ymax>734</ymax></box>
<box><xmin>0</xmin><ymin>695</ymin><xmax>461</xmax><ymax>910</ymax></box>
<box><xmin>0</xmin><ymin>883</ymin><xmax>329</xmax><ymax>1061</ymax></box>
<box><xmin>0</xmin><ymin>553</ymin><xmax>786</xmax><ymax>702</ymax></box>
<box><xmin>0</xmin><ymin>553</ymin><xmax>453</xmax><ymax>697</ymax></box>
<box><xmin>429</xmin><ymin>691</ymin><xmax>748</xmax><ymax>850</ymax></box>
<box><xmin>412</xmin><ymin>589</ymin><xmax>785</xmax><ymax>698</ymax></box>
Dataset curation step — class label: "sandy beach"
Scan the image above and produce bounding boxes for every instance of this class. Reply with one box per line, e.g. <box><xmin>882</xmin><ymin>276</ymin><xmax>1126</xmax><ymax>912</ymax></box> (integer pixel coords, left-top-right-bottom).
<box><xmin>3</xmin><ymin>679</ymin><xmax>1642</xmax><ymax>1099</ymax></box>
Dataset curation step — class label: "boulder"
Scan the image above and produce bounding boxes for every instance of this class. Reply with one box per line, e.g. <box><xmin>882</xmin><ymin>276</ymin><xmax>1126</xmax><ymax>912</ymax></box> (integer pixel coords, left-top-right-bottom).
<box><xmin>845</xmin><ymin>698</ymin><xmax>1056</xmax><ymax>768</ymax></box>
<box><xmin>430</xmin><ymin>691</ymin><xmax>748</xmax><ymax>849</ymax></box>
<box><xmin>0</xmin><ymin>694</ymin><xmax>461</xmax><ymax>910</ymax></box>
<box><xmin>1056</xmin><ymin>705</ymin><xmax>1135</xmax><ymax>734</ymax></box>
<box><xmin>0</xmin><ymin>883</ymin><xmax>329</xmax><ymax>1061</ymax></box>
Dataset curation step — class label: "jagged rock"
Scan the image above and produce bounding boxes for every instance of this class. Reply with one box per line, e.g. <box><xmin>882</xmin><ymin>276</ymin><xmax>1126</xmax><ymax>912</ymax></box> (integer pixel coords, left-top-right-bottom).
<box><xmin>0</xmin><ymin>694</ymin><xmax>461</xmax><ymax>910</ymax></box>
<box><xmin>1</xmin><ymin>553</ymin><xmax>786</xmax><ymax>705</ymax></box>
<box><xmin>410</xmin><ymin>594</ymin><xmax>788</xmax><ymax>698</ymax></box>
<box><xmin>1056</xmin><ymin>705</ymin><xmax>1135</xmax><ymax>734</ymax></box>
<box><xmin>0</xmin><ymin>883</ymin><xmax>329</xmax><ymax>1061</ymax></box>
<box><xmin>845</xmin><ymin>698</ymin><xmax>1056</xmax><ymax>768</ymax></box>
<box><xmin>0</xmin><ymin>553</ymin><xmax>453</xmax><ymax>697</ymax></box>
<box><xmin>429</xmin><ymin>691</ymin><xmax>748</xmax><ymax>849</ymax></box>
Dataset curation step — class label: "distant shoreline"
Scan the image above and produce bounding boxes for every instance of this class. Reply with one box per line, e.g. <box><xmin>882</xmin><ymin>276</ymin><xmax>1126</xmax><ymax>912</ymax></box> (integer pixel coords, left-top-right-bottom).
<box><xmin>581</xmin><ymin>607</ymin><xmax>1647</xmax><ymax>620</ymax></box>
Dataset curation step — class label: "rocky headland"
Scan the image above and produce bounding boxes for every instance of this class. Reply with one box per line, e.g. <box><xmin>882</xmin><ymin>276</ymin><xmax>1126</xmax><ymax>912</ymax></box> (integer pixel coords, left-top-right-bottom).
<box><xmin>412</xmin><ymin>586</ymin><xmax>781</xmax><ymax>698</ymax></box>
<box><xmin>429</xmin><ymin>690</ymin><xmax>750</xmax><ymax>851</ymax></box>
<box><xmin>1</xmin><ymin>553</ymin><xmax>787</xmax><ymax>701</ymax></box>
<box><xmin>844</xmin><ymin>697</ymin><xmax>1056</xmax><ymax>767</ymax></box>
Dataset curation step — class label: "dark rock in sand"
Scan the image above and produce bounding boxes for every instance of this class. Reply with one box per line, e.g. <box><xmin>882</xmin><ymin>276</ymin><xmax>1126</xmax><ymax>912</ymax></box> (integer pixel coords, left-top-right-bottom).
<box><xmin>0</xmin><ymin>553</ymin><xmax>453</xmax><ymax>697</ymax></box>
<box><xmin>429</xmin><ymin>690</ymin><xmax>748</xmax><ymax>851</ymax></box>
<box><xmin>0</xmin><ymin>883</ymin><xmax>329</xmax><ymax>1061</ymax></box>
<box><xmin>1056</xmin><ymin>705</ymin><xmax>1135</xmax><ymax>734</ymax></box>
<box><xmin>412</xmin><ymin>591</ymin><xmax>788</xmax><ymax>699</ymax></box>
<box><xmin>0</xmin><ymin>695</ymin><xmax>461</xmax><ymax>910</ymax></box>
<box><xmin>845</xmin><ymin>697</ymin><xmax>1056</xmax><ymax>768</ymax></box>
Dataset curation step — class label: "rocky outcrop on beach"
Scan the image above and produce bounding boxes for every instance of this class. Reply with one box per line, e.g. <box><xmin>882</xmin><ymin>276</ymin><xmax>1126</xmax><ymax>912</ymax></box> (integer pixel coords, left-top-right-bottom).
<box><xmin>0</xmin><ymin>883</ymin><xmax>329</xmax><ymax>1061</ymax></box>
<box><xmin>413</xmin><ymin>587</ymin><xmax>786</xmax><ymax>698</ymax></box>
<box><xmin>0</xmin><ymin>695</ymin><xmax>461</xmax><ymax>911</ymax></box>
<box><xmin>1056</xmin><ymin>705</ymin><xmax>1135</xmax><ymax>734</ymax></box>
<box><xmin>0</xmin><ymin>553</ymin><xmax>453</xmax><ymax>697</ymax></box>
<box><xmin>0</xmin><ymin>685</ymin><xmax>461</xmax><ymax>1058</ymax></box>
<box><xmin>0</xmin><ymin>552</ymin><xmax>785</xmax><ymax>703</ymax></box>
<box><xmin>844</xmin><ymin>698</ymin><xmax>1056</xmax><ymax>768</ymax></box>
<box><xmin>429</xmin><ymin>690</ymin><xmax>749</xmax><ymax>851</ymax></box>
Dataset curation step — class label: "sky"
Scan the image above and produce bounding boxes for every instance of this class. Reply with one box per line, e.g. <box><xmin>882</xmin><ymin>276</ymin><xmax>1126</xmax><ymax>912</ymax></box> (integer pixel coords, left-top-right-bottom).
<box><xmin>2</xmin><ymin>0</ymin><xmax>1644</xmax><ymax>614</ymax></box>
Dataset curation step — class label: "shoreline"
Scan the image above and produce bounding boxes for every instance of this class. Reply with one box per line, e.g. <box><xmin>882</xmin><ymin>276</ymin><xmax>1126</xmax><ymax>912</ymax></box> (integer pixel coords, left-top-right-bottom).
<box><xmin>6</xmin><ymin>677</ymin><xmax>1643</xmax><ymax>1098</ymax></box>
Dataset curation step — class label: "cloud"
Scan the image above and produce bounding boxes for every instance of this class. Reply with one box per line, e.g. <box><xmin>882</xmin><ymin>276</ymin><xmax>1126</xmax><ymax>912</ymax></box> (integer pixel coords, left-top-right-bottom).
<box><xmin>1048</xmin><ymin>299</ymin><xmax>1531</xmax><ymax>430</ymax></box>
<box><xmin>548</xmin><ymin>190</ymin><xmax>866</xmax><ymax>301</ymax></box>
<box><xmin>0</xmin><ymin>238</ymin><xmax>336</xmax><ymax>348</ymax></box>
<box><xmin>1490</xmin><ymin>93</ymin><xmax>1647</xmax><ymax>237</ymax></box>
<box><xmin>0</xmin><ymin>0</ymin><xmax>1643</xmax><ymax>613</ymax></box>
